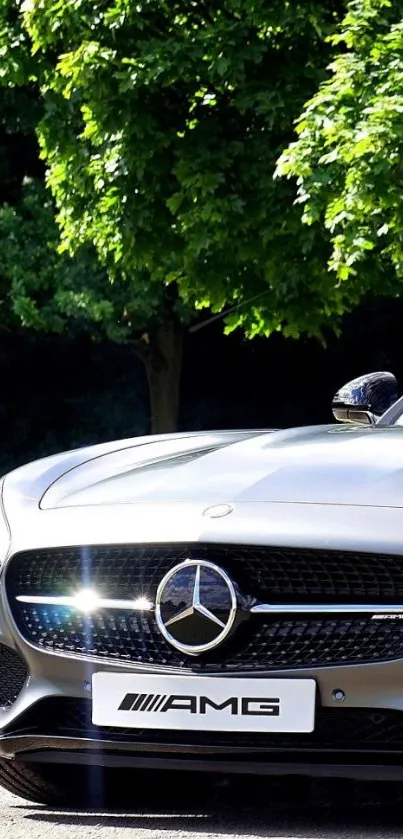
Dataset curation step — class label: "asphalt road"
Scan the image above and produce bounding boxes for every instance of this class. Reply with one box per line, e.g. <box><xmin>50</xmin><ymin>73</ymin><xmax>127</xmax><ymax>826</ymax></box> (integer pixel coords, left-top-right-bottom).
<box><xmin>2</xmin><ymin>775</ymin><xmax>403</xmax><ymax>839</ymax></box>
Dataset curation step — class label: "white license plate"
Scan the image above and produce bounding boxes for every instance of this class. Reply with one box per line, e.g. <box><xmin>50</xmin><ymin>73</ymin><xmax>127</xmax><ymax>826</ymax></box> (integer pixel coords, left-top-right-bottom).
<box><xmin>92</xmin><ymin>674</ymin><xmax>316</xmax><ymax>733</ymax></box>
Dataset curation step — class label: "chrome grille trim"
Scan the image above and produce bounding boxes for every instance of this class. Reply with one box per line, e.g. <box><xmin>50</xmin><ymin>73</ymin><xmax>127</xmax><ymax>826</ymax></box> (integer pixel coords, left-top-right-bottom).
<box><xmin>251</xmin><ymin>603</ymin><xmax>403</xmax><ymax>615</ymax></box>
<box><xmin>16</xmin><ymin>594</ymin><xmax>403</xmax><ymax>617</ymax></box>
<box><xmin>16</xmin><ymin>595</ymin><xmax>153</xmax><ymax>611</ymax></box>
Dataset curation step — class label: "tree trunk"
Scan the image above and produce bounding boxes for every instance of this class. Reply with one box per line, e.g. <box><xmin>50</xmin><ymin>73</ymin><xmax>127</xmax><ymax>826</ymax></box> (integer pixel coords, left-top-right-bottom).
<box><xmin>144</xmin><ymin>321</ymin><xmax>184</xmax><ymax>434</ymax></box>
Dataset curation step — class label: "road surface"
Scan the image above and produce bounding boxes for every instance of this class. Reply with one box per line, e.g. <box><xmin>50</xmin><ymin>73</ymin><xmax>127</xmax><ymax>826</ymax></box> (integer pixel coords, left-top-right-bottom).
<box><xmin>1</xmin><ymin>774</ymin><xmax>403</xmax><ymax>839</ymax></box>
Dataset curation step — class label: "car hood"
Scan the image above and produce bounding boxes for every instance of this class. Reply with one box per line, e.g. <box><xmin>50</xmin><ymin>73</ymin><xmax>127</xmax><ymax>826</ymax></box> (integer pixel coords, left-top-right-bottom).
<box><xmin>4</xmin><ymin>425</ymin><xmax>403</xmax><ymax>556</ymax></box>
<box><xmin>36</xmin><ymin>424</ymin><xmax>403</xmax><ymax>510</ymax></box>
<box><xmin>6</xmin><ymin>424</ymin><xmax>403</xmax><ymax>511</ymax></box>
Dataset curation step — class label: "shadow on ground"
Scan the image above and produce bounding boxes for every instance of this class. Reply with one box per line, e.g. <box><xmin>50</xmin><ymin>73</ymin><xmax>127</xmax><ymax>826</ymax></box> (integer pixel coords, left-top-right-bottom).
<box><xmin>14</xmin><ymin>774</ymin><xmax>403</xmax><ymax>837</ymax></box>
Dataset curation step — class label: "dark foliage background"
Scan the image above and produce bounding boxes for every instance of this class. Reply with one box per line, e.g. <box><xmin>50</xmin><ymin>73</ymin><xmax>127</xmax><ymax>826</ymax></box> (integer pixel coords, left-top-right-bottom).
<box><xmin>1</xmin><ymin>295</ymin><xmax>402</xmax><ymax>475</ymax></box>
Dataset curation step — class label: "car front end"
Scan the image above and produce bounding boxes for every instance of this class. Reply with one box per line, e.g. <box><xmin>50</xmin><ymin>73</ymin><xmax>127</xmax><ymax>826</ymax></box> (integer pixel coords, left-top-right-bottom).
<box><xmin>2</xmin><ymin>426</ymin><xmax>403</xmax><ymax>803</ymax></box>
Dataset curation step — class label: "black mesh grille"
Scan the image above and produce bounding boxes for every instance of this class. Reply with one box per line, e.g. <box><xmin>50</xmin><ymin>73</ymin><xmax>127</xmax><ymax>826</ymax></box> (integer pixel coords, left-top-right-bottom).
<box><xmin>8</xmin><ymin>698</ymin><xmax>403</xmax><ymax>754</ymax></box>
<box><xmin>7</xmin><ymin>544</ymin><xmax>403</xmax><ymax>670</ymax></box>
<box><xmin>7</xmin><ymin>607</ymin><xmax>403</xmax><ymax>669</ymax></box>
<box><xmin>7</xmin><ymin>544</ymin><xmax>403</xmax><ymax>604</ymax></box>
<box><xmin>0</xmin><ymin>645</ymin><xmax>27</xmax><ymax>708</ymax></box>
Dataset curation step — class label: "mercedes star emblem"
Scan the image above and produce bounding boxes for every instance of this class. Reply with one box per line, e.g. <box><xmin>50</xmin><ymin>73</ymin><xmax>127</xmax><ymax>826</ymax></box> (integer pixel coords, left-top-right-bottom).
<box><xmin>155</xmin><ymin>559</ymin><xmax>237</xmax><ymax>655</ymax></box>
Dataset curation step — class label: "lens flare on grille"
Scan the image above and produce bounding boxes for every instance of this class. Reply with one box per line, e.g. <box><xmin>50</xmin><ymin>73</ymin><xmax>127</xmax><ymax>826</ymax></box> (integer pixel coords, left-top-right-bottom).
<box><xmin>132</xmin><ymin>596</ymin><xmax>153</xmax><ymax>611</ymax></box>
<box><xmin>73</xmin><ymin>589</ymin><xmax>100</xmax><ymax>613</ymax></box>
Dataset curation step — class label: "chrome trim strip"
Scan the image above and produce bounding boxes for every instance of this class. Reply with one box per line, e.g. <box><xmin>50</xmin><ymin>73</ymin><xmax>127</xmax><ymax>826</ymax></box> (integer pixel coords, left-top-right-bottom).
<box><xmin>251</xmin><ymin>604</ymin><xmax>403</xmax><ymax>615</ymax></box>
<box><xmin>16</xmin><ymin>595</ymin><xmax>153</xmax><ymax>611</ymax></box>
<box><xmin>16</xmin><ymin>595</ymin><xmax>403</xmax><ymax>616</ymax></box>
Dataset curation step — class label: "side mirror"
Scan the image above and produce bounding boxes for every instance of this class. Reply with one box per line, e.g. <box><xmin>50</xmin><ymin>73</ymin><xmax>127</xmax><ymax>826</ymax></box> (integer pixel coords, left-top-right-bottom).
<box><xmin>332</xmin><ymin>372</ymin><xmax>398</xmax><ymax>426</ymax></box>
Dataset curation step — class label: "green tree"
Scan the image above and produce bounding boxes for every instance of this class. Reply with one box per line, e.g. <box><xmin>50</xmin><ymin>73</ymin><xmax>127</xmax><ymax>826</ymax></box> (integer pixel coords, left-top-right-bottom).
<box><xmin>1</xmin><ymin>0</ymin><xmax>344</xmax><ymax>431</ymax></box>
<box><xmin>277</xmin><ymin>0</ymin><xmax>403</xmax><ymax>300</ymax></box>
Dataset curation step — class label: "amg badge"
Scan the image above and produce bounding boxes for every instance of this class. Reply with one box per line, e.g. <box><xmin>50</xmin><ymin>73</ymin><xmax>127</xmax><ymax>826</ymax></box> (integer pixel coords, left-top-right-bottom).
<box><xmin>118</xmin><ymin>692</ymin><xmax>280</xmax><ymax>716</ymax></box>
<box><xmin>92</xmin><ymin>673</ymin><xmax>316</xmax><ymax>733</ymax></box>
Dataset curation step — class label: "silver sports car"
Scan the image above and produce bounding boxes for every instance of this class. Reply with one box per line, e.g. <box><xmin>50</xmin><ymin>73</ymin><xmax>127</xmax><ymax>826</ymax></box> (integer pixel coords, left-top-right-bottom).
<box><xmin>2</xmin><ymin>370</ymin><xmax>403</xmax><ymax>805</ymax></box>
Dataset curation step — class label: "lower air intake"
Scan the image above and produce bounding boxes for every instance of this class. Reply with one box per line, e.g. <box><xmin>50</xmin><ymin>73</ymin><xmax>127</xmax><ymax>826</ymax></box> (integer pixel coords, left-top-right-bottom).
<box><xmin>0</xmin><ymin>645</ymin><xmax>27</xmax><ymax>708</ymax></box>
<box><xmin>7</xmin><ymin>698</ymin><xmax>403</xmax><ymax>754</ymax></box>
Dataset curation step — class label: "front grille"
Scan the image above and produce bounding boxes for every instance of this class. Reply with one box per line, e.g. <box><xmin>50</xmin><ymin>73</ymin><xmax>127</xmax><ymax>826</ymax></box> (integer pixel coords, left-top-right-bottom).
<box><xmin>7</xmin><ymin>544</ymin><xmax>403</xmax><ymax>670</ymax></box>
<box><xmin>0</xmin><ymin>645</ymin><xmax>27</xmax><ymax>708</ymax></box>
<box><xmin>8</xmin><ymin>544</ymin><xmax>403</xmax><ymax>604</ymax></box>
<box><xmin>7</xmin><ymin>607</ymin><xmax>403</xmax><ymax>670</ymax></box>
<box><xmin>7</xmin><ymin>698</ymin><xmax>403</xmax><ymax>754</ymax></box>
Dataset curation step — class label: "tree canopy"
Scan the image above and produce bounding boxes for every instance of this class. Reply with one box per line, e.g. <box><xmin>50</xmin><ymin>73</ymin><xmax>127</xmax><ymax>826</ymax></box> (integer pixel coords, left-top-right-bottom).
<box><xmin>0</xmin><ymin>0</ymin><xmax>349</xmax><ymax>430</ymax></box>
<box><xmin>278</xmin><ymin>0</ymin><xmax>403</xmax><ymax>298</ymax></box>
<box><xmin>12</xmin><ymin>0</ymin><xmax>345</xmax><ymax>339</ymax></box>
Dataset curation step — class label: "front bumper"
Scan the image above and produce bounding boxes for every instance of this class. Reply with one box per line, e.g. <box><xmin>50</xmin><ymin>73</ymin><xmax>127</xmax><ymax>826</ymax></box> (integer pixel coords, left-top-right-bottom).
<box><xmin>2</xmin><ymin>642</ymin><xmax>403</xmax><ymax>780</ymax></box>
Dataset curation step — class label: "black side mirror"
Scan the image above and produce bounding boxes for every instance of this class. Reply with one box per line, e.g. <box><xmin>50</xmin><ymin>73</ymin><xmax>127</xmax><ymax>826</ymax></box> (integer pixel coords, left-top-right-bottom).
<box><xmin>332</xmin><ymin>372</ymin><xmax>398</xmax><ymax>425</ymax></box>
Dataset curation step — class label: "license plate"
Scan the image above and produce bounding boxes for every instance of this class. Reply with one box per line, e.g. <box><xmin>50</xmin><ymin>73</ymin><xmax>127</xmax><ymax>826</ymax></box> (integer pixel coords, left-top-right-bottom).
<box><xmin>92</xmin><ymin>673</ymin><xmax>316</xmax><ymax>733</ymax></box>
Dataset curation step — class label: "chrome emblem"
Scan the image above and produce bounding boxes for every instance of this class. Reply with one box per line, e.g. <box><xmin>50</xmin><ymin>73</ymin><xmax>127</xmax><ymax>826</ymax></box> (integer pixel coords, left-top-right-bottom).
<box><xmin>155</xmin><ymin>560</ymin><xmax>237</xmax><ymax>655</ymax></box>
<box><xmin>203</xmin><ymin>504</ymin><xmax>233</xmax><ymax>518</ymax></box>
